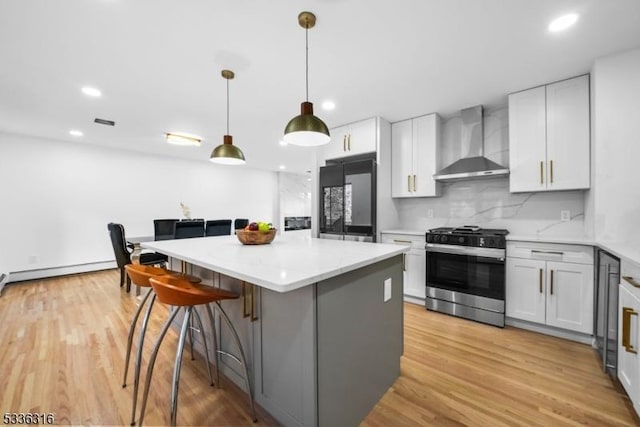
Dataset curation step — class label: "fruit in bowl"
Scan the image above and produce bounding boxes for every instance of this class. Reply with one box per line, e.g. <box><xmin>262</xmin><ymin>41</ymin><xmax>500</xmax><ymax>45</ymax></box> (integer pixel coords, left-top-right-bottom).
<box><xmin>238</xmin><ymin>221</ymin><xmax>276</xmax><ymax>245</ymax></box>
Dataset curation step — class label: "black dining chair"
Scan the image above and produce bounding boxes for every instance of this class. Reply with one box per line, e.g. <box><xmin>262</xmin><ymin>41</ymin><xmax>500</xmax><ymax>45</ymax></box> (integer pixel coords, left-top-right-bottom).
<box><xmin>154</xmin><ymin>219</ymin><xmax>179</xmax><ymax>241</ymax></box>
<box><xmin>234</xmin><ymin>218</ymin><xmax>249</xmax><ymax>233</ymax></box>
<box><xmin>174</xmin><ymin>220</ymin><xmax>205</xmax><ymax>239</ymax></box>
<box><xmin>107</xmin><ymin>223</ymin><xmax>168</xmax><ymax>292</ymax></box>
<box><xmin>205</xmin><ymin>219</ymin><xmax>232</xmax><ymax>237</ymax></box>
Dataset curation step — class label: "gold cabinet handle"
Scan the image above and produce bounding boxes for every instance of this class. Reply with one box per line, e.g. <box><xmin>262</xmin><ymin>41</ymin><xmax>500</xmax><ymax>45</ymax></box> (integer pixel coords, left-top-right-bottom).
<box><xmin>623</xmin><ymin>307</ymin><xmax>638</xmax><ymax>354</ymax></box>
<box><xmin>347</xmin><ymin>134</ymin><xmax>351</xmax><ymax>151</ymax></box>
<box><xmin>540</xmin><ymin>161</ymin><xmax>544</xmax><ymax>185</ymax></box>
<box><xmin>242</xmin><ymin>281</ymin><xmax>250</xmax><ymax>318</ymax></box>
<box><xmin>550</xmin><ymin>270</ymin><xmax>554</xmax><ymax>295</ymax></box>
<box><xmin>550</xmin><ymin>160</ymin><xmax>554</xmax><ymax>184</ymax></box>
<box><xmin>241</xmin><ymin>282</ymin><xmax>259</xmax><ymax>321</ymax></box>
<box><xmin>343</xmin><ymin>135</ymin><xmax>346</xmax><ymax>152</ymax></box>
<box><xmin>393</xmin><ymin>239</ymin><xmax>412</xmax><ymax>244</ymax></box>
<box><xmin>403</xmin><ymin>253</ymin><xmax>406</xmax><ymax>271</ymax></box>
<box><xmin>407</xmin><ymin>175</ymin><xmax>411</xmax><ymax>192</ymax></box>
<box><xmin>539</xmin><ymin>268</ymin><xmax>543</xmax><ymax>293</ymax></box>
<box><xmin>413</xmin><ymin>175</ymin><xmax>417</xmax><ymax>192</ymax></box>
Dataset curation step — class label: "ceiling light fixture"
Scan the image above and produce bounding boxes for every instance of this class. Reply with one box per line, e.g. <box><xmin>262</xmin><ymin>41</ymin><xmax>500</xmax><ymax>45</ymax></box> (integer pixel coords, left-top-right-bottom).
<box><xmin>283</xmin><ymin>11</ymin><xmax>330</xmax><ymax>147</ymax></box>
<box><xmin>548</xmin><ymin>13</ymin><xmax>579</xmax><ymax>32</ymax></box>
<box><xmin>69</xmin><ymin>130</ymin><xmax>83</xmax><ymax>137</ymax></box>
<box><xmin>321</xmin><ymin>101</ymin><xmax>335</xmax><ymax>111</ymax></box>
<box><xmin>210</xmin><ymin>70</ymin><xmax>246</xmax><ymax>165</ymax></box>
<box><xmin>166</xmin><ymin>132</ymin><xmax>202</xmax><ymax>147</ymax></box>
<box><xmin>82</xmin><ymin>86</ymin><xmax>102</xmax><ymax>97</ymax></box>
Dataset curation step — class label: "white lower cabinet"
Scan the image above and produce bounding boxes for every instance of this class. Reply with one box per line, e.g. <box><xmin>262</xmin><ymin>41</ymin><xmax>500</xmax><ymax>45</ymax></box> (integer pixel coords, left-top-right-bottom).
<box><xmin>381</xmin><ymin>232</ymin><xmax>425</xmax><ymax>299</ymax></box>
<box><xmin>506</xmin><ymin>242</ymin><xmax>593</xmax><ymax>334</ymax></box>
<box><xmin>618</xmin><ymin>278</ymin><xmax>640</xmax><ymax>415</ymax></box>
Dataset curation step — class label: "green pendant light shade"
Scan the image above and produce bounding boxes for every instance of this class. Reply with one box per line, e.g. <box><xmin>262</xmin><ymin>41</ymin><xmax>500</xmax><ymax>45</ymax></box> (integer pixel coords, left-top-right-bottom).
<box><xmin>210</xmin><ymin>135</ymin><xmax>245</xmax><ymax>165</ymax></box>
<box><xmin>283</xmin><ymin>11</ymin><xmax>330</xmax><ymax>147</ymax></box>
<box><xmin>210</xmin><ymin>69</ymin><xmax>246</xmax><ymax>165</ymax></box>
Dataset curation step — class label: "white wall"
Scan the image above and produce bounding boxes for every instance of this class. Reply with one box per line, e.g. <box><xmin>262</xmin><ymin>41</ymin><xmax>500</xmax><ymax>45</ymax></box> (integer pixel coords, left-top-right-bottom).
<box><xmin>394</xmin><ymin>107</ymin><xmax>587</xmax><ymax>236</ymax></box>
<box><xmin>0</xmin><ymin>132</ymin><xmax>279</xmax><ymax>276</ymax></box>
<box><xmin>591</xmin><ymin>47</ymin><xmax>640</xmax><ymax>245</ymax></box>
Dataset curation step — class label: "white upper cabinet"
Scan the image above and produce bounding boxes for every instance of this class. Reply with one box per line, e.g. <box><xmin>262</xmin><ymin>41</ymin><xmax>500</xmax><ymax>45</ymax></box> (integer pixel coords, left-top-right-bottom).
<box><xmin>391</xmin><ymin>113</ymin><xmax>441</xmax><ymax>198</ymax></box>
<box><xmin>320</xmin><ymin>117</ymin><xmax>377</xmax><ymax>161</ymax></box>
<box><xmin>508</xmin><ymin>74</ymin><xmax>590</xmax><ymax>193</ymax></box>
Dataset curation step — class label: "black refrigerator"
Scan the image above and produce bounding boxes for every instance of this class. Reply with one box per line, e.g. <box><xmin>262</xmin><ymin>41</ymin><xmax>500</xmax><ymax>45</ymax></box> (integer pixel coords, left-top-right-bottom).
<box><xmin>595</xmin><ymin>248</ymin><xmax>621</xmax><ymax>376</ymax></box>
<box><xmin>318</xmin><ymin>155</ymin><xmax>376</xmax><ymax>242</ymax></box>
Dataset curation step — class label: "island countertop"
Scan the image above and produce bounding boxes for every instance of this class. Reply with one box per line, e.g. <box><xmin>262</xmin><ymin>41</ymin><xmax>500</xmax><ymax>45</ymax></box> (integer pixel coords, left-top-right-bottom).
<box><xmin>142</xmin><ymin>234</ymin><xmax>408</xmax><ymax>293</ymax></box>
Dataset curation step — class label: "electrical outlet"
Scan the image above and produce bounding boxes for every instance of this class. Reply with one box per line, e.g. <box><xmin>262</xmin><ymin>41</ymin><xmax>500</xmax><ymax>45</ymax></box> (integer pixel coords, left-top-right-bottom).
<box><xmin>384</xmin><ymin>278</ymin><xmax>392</xmax><ymax>302</ymax></box>
<box><xmin>561</xmin><ymin>210</ymin><xmax>571</xmax><ymax>222</ymax></box>
<box><xmin>427</xmin><ymin>209</ymin><xmax>434</xmax><ymax>218</ymax></box>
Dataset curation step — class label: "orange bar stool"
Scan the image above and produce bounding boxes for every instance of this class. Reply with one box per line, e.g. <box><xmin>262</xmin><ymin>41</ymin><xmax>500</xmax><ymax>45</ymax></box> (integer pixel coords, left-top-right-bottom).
<box><xmin>138</xmin><ymin>275</ymin><xmax>257</xmax><ymax>427</ymax></box>
<box><xmin>122</xmin><ymin>264</ymin><xmax>202</xmax><ymax>426</ymax></box>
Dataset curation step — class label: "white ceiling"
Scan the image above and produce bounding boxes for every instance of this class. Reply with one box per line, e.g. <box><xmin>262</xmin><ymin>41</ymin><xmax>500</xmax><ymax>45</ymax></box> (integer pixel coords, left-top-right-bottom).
<box><xmin>1</xmin><ymin>0</ymin><xmax>639</xmax><ymax>174</ymax></box>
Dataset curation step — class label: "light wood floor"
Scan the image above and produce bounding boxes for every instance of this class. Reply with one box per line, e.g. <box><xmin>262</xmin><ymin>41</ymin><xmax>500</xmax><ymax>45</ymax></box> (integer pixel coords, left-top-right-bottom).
<box><xmin>0</xmin><ymin>270</ymin><xmax>638</xmax><ymax>426</ymax></box>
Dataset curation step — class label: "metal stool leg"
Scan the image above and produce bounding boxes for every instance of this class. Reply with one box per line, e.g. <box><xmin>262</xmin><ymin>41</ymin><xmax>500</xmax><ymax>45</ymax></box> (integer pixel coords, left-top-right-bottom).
<box><xmin>187</xmin><ymin>315</ymin><xmax>195</xmax><ymax>361</ymax></box>
<box><xmin>170</xmin><ymin>307</ymin><xmax>192</xmax><ymax>427</ymax></box>
<box><xmin>215</xmin><ymin>301</ymin><xmax>257</xmax><ymax>422</ymax></box>
<box><xmin>129</xmin><ymin>293</ymin><xmax>156</xmax><ymax>425</ymax></box>
<box><xmin>205</xmin><ymin>303</ymin><xmax>220</xmax><ymax>387</ymax></box>
<box><xmin>123</xmin><ymin>287</ymin><xmax>154</xmax><ymax>388</ymax></box>
<box><xmin>138</xmin><ymin>307</ymin><xmax>180</xmax><ymax>427</ymax></box>
<box><xmin>192</xmin><ymin>307</ymin><xmax>214</xmax><ymax>386</ymax></box>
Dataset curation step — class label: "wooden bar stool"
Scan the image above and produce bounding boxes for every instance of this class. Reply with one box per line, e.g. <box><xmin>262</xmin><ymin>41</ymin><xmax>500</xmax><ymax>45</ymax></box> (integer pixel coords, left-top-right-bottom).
<box><xmin>122</xmin><ymin>264</ymin><xmax>202</xmax><ymax>426</ymax></box>
<box><xmin>138</xmin><ymin>276</ymin><xmax>257</xmax><ymax>426</ymax></box>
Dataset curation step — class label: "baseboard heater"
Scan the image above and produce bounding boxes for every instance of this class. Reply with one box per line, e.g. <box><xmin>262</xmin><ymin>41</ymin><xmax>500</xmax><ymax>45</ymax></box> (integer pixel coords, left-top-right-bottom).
<box><xmin>0</xmin><ymin>273</ymin><xmax>8</xmax><ymax>296</ymax></box>
<box><xmin>7</xmin><ymin>261</ymin><xmax>117</xmax><ymax>284</ymax></box>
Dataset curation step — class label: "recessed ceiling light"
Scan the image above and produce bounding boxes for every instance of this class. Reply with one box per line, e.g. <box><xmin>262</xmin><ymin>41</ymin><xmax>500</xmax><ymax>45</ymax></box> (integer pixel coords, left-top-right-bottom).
<box><xmin>82</xmin><ymin>86</ymin><xmax>102</xmax><ymax>97</ymax></box>
<box><xmin>322</xmin><ymin>101</ymin><xmax>336</xmax><ymax>111</ymax></box>
<box><xmin>279</xmin><ymin>165</ymin><xmax>286</xmax><ymax>170</ymax></box>
<box><xmin>69</xmin><ymin>130</ymin><xmax>83</xmax><ymax>137</ymax></box>
<box><xmin>548</xmin><ymin>13</ymin><xmax>579</xmax><ymax>32</ymax></box>
<box><xmin>165</xmin><ymin>132</ymin><xmax>202</xmax><ymax>147</ymax></box>
<box><xmin>279</xmin><ymin>140</ymin><xmax>288</xmax><ymax>146</ymax></box>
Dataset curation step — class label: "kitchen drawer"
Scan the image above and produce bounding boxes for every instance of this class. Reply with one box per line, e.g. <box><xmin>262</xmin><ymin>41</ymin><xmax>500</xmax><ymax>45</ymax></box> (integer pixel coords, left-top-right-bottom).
<box><xmin>507</xmin><ymin>241</ymin><xmax>593</xmax><ymax>265</ymax></box>
<box><xmin>381</xmin><ymin>233</ymin><xmax>425</xmax><ymax>250</ymax></box>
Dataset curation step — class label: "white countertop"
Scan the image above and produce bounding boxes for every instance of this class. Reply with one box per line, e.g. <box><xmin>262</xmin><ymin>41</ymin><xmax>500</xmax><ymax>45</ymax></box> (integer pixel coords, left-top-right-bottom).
<box><xmin>506</xmin><ymin>234</ymin><xmax>596</xmax><ymax>245</ymax></box>
<box><xmin>381</xmin><ymin>229</ymin><xmax>426</xmax><ymax>236</ymax></box>
<box><xmin>142</xmin><ymin>234</ymin><xmax>408</xmax><ymax>293</ymax></box>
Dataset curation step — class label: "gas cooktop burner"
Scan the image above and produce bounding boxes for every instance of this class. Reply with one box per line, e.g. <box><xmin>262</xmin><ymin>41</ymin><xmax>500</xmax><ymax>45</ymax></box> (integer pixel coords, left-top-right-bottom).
<box><xmin>426</xmin><ymin>226</ymin><xmax>509</xmax><ymax>248</ymax></box>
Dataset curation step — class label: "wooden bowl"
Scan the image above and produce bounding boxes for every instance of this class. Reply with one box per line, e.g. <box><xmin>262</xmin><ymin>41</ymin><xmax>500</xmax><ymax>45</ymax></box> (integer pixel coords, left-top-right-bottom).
<box><xmin>236</xmin><ymin>229</ymin><xmax>277</xmax><ymax>245</ymax></box>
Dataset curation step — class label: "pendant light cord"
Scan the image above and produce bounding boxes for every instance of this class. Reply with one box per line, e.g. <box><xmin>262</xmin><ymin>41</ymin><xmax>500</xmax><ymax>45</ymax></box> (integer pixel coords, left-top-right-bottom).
<box><xmin>305</xmin><ymin>26</ymin><xmax>309</xmax><ymax>102</ymax></box>
<box><xmin>226</xmin><ymin>76</ymin><xmax>230</xmax><ymax>134</ymax></box>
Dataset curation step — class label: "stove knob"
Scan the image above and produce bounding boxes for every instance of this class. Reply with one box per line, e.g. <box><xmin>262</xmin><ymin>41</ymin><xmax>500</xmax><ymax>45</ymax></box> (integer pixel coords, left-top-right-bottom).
<box><xmin>441</xmin><ymin>236</ymin><xmax>448</xmax><ymax>243</ymax></box>
<box><xmin>458</xmin><ymin>237</ymin><xmax>465</xmax><ymax>244</ymax></box>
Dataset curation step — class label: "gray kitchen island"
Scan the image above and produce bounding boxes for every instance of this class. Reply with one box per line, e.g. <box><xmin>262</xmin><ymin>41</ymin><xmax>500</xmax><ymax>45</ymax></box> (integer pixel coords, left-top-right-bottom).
<box><xmin>142</xmin><ymin>233</ymin><xmax>407</xmax><ymax>427</ymax></box>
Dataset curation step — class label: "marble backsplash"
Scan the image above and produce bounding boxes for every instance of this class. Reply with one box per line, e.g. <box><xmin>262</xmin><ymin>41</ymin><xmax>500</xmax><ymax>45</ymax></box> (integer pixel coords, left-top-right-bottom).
<box><xmin>278</xmin><ymin>171</ymin><xmax>312</xmax><ymax>230</ymax></box>
<box><xmin>395</xmin><ymin>106</ymin><xmax>588</xmax><ymax>237</ymax></box>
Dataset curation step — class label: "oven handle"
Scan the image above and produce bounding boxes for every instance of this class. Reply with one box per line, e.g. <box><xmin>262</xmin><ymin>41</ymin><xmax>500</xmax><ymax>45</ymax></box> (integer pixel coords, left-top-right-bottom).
<box><xmin>425</xmin><ymin>243</ymin><xmax>505</xmax><ymax>260</ymax></box>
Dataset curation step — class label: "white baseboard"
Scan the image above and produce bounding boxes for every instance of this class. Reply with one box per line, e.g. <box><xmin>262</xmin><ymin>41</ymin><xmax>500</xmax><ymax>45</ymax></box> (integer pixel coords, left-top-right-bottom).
<box><xmin>403</xmin><ymin>295</ymin><xmax>425</xmax><ymax>306</ymax></box>
<box><xmin>7</xmin><ymin>261</ymin><xmax>117</xmax><ymax>283</ymax></box>
<box><xmin>506</xmin><ymin>317</ymin><xmax>594</xmax><ymax>345</ymax></box>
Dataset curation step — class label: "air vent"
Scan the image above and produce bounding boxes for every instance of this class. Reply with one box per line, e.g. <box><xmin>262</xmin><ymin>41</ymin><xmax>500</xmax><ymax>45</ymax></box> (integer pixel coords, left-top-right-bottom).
<box><xmin>94</xmin><ymin>118</ymin><xmax>115</xmax><ymax>126</ymax></box>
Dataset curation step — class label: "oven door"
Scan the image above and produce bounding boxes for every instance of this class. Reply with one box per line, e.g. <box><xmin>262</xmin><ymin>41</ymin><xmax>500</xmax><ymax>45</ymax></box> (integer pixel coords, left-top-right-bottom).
<box><xmin>426</xmin><ymin>244</ymin><xmax>506</xmax><ymax>301</ymax></box>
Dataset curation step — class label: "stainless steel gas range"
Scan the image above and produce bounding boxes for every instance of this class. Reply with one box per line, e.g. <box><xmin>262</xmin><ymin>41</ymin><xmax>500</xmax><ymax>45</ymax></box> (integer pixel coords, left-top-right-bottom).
<box><xmin>425</xmin><ymin>226</ymin><xmax>509</xmax><ymax>327</ymax></box>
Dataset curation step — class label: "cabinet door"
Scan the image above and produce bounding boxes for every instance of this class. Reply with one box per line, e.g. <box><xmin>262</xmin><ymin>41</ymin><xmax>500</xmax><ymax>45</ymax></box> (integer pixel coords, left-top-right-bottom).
<box><xmin>321</xmin><ymin>124</ymin><xmax>348</xmax><ymax>162</ymax></box>
<box><xmin>391</xmin><ymin>119</ymin><xmax>413</xmax><ymax>198</ymax></box>
<box><xmin>405</xmin><ymin>249</ymin><xmax>426</xmax><ymax>299</ymax></box>
<box><xmin>546</xmin><ymin>75</ymin><xmax>590</xmax><ymax>191</ymax></box>
<box><xmin>412</xmin><ymin>114</ymin><xmax>440</xmax><ymax>197</ymax></box>
<box><xmin>506</xmin><ymin>258</ymin><xmax>546</xmax><ymax>324</ymax></box>
<box><xmin>347</xmin><ymin>117</ymin><xmax>377</xmax><ymax>155</ymax></box>
<box><xmin>545</xmin><ymin>261</ymin><xmax>593</xmax><ymax>334</ymax></box>
<box><xmin>508</xmin><ymin>86</ymin><xmax>547</xmax><ymax>192</ymax></box>
<box><xmin>618</xmin><ymin>283</ymin><xmax>639</xmax><ymax>403</ymax></box>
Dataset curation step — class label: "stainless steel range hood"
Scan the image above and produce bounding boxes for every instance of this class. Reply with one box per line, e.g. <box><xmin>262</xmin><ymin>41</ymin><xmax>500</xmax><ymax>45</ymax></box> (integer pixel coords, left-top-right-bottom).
<box><xmin>433</xmin><ymin>105</ymin><xmax>509</xmax><ymax>181</ymax></box>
